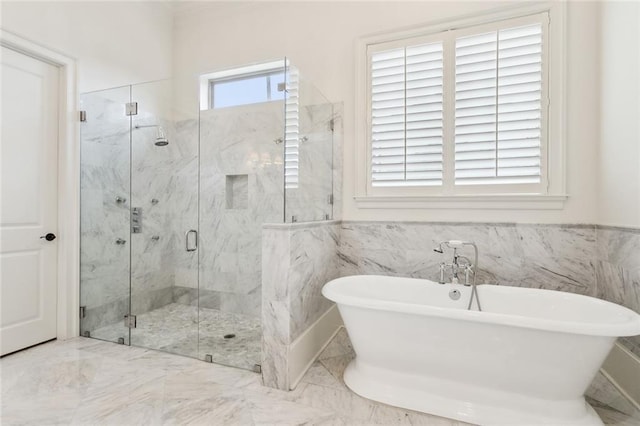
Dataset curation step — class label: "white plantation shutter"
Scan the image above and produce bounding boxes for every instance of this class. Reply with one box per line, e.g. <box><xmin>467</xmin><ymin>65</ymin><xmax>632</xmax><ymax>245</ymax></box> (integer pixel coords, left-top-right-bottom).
<box><xmin>365</xmin><ymin>13</ymin><xmax>549</xmax><ymax>196</ymax></box>
<box><xmin>454</xmin><ymin>23</ymin><xmax>544</xmax><ymax>185</ymax></box>
<box><xmin>285</xmin><ymin>67</ymin><xmax>299</xmax><ymax>189</ymax></box>
<box><xmin>370</xmin><ymin>41</ymin><xmax>444</xmax><ymax>187</ymax></box>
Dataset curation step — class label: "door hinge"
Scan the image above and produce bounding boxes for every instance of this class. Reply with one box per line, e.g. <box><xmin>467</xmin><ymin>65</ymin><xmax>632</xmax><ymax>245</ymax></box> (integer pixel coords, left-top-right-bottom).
<box><xmin>125</xmin><ymin>102</ymin><xmax>138</xmax><ymax>116</ymax></box>
<box><xmin>327</xmin><ymin>194</ymin><xmax>334</xmax><ymax>205</ymax></box>
<box><xmin>79</xmin><ymin>306</ymin><xmax>86</xmax><ymax>318</ymax></box>
<box><xmin>329</xmin><ymin>118</ymin><xmax>335</xmax><ymax>132</ymax></box>
<box><xmin>79</xmin><ymin>110</ymin><xmax>87</xmax><ymax>122</ymax></box>
<box><xmin>124</xmin><ymin>314</ymin><xmax>137</xmax><ymax>328</ymax></box>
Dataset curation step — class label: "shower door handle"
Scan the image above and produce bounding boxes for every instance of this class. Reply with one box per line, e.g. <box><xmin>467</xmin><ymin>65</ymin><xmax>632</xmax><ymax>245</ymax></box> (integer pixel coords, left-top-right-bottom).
<box><xmin>185</xmin><ymin>229</ymin><xmax>198</xmax><ymax>252</ymax></box>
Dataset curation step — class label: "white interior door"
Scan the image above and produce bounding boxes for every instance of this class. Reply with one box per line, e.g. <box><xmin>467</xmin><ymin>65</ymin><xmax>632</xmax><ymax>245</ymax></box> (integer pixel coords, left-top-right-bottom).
<box><xmin>1</xmin><ymin>46</ymin><xmax>60</xmax><ymax>356</ymax></box>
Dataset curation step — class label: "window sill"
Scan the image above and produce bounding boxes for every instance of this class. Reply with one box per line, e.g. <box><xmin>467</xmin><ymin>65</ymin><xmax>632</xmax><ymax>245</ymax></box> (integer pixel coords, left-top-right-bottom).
<box><xmin>353</xmin><ymin>194</ymin><xmax>568</xmax><ymax>210</ymax></box>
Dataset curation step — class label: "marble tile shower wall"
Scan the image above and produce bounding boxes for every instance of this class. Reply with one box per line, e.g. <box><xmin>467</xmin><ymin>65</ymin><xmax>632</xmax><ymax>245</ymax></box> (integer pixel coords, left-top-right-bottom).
<box><xmin>595</xmin><ymin>226</ymin><xmax>640</xmax><ymax>357</ymax></box>
<box><xmin>130</xmin><ymin>112</ymin><xmax>199</xmax><ymax>312</ymax></box>
<box><xmin>192</xmin><ymin>102</ymin><xmax>285</xmax><ymax>318</ymax></box>
<box><xmin>80</xmin><ymin>94</ymin><xmax>131</xmax><ymax>333</ymax></box>
<box><xmin>80</xmin><ymin>95</ymin><xmax>195</xmax><ymax>333</ymax></box>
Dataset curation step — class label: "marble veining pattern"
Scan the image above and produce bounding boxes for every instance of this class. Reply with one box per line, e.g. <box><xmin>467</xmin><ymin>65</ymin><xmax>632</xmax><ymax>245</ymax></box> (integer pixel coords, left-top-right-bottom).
<box><xmin>1</xmin><ymin>331</ymin><xmax>637</xmax><ymax>425</ymax></box>
<box><xmin>339</xmin><ymin>222</ymin><xmax>597</xmax><ymax>295</ymax></box>
<box><xmin>261</xmin><ymin>220</ymin><xmax>640</xmax><ymax>390</ymax></box>
<box><xmin>261</xmin><ymin>222</ymin><xmax>341</xmax><ymax>390</ymax></box>
<box><xmin>595</xmin><ymin>226</ymin><xmax>640</xmax><ymax>356</ymax></box>
<box><xmin>80</xmin><ymin>88</ymin><xmax>200</xmax><ymax>341</ymax></box>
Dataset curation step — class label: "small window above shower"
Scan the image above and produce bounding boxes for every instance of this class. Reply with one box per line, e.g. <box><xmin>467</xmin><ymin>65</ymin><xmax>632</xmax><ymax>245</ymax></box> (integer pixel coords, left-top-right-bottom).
<box><xmin>199</xmin><ymin>60</ymin><xmax>287</xmax><ymax>110</ymax></box>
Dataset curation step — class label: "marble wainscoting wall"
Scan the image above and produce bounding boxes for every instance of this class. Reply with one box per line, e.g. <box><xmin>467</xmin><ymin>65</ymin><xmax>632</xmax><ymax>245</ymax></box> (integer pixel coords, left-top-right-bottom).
<box><xmin>595</xmin><ymin>226</ymin><xmax>640</xmax><ymax>356</ymax></box>
<box><xmin>262</xmin><ymin>221</ymin><xmax>341</xmax><ymax>390</ymax></box>
<box><xmin>339</xmin><ymin>221</ymin><xmax>597</xmax><ymax>295</ymax></box>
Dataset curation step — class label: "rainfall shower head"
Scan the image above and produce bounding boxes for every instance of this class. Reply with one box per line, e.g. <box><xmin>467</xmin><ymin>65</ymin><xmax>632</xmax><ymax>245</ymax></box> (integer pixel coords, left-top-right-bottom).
<box><xmin>134</xmin><ymin>124</ymin><xmax>169</xmax><ymax>147</ymax></box>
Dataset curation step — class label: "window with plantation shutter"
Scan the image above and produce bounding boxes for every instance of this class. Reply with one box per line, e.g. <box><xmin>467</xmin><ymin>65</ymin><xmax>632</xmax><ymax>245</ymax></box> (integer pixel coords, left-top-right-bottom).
<box><xmin>371</xmin><ymin>42</ymin><xmax>444</xmax><ymax>187</ymax></box>
<box><xmin>454</xmin><ymin>23</ymin><xmax>543</xmax><ymax>185</ymax></box>
<box><xmin>285</xmin><ymin>67</ymin><xmax>299</xmax><ymax>189</ymax></box>
<box><xmin>360</xmin><ymin>10</ymin><xmax>563</xmax><ymax>205</ymax></box>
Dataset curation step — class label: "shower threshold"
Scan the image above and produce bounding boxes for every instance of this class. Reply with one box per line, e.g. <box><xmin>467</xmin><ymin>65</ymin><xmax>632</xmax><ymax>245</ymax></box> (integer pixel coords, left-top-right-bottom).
<box><xmin>90</xmin><ymin>303</ymin><xmax>261</xmax><ymax>372</ymax></box>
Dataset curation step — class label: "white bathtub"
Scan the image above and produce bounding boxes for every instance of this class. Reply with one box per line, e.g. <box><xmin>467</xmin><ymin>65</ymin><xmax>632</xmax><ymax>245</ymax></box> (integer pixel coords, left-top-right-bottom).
<box><xmin>322</xmin><ymin>275</ymin><xmax>640</xmax><ymax>426</ymax></box>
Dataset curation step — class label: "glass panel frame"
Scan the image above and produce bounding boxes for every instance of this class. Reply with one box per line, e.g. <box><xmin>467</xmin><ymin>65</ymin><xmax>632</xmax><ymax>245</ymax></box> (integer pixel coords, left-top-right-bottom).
<box><xmin>79</xmin><ymin>85</ymin><xmax>132</xmax><ymax>345</ymax></box>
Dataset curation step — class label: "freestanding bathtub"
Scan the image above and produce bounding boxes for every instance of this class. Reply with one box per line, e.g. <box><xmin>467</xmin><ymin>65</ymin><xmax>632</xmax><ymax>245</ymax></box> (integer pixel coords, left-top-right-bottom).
<box><xmin>322</xmin><ymin>275</ymin><xmax>640</xmax><ymax>426</ymax></box>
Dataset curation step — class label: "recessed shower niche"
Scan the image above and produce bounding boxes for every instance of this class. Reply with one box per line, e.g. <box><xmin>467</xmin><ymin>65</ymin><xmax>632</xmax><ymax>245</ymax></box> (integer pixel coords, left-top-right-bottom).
<box><xmin>225</xmin><ymin>175</ymin><xmax>248</xmax><ymax>210</ymax></box>
<box><xmin>79</xmin><ymin>59</ymin><xmax>335</xmax><ymax>372</ymax></box>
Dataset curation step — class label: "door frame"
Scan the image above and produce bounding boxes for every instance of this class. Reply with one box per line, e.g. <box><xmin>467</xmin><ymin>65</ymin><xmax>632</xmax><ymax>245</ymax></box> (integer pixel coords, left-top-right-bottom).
<box><xmin>1</xmin><ymin>29</ymin><xmax>80</xmax><ymax>341</ymax></box>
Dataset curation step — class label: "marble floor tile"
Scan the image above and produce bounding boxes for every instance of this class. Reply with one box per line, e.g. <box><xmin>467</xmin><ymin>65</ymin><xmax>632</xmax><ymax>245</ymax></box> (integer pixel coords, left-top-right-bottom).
<box><xmin>90</xmin><ymin>303</ymin><xmax>261</xmax><ymax>371</ymax></box>
<box><xmin>1</xmin><ymin>334</ymin><xmax>637</xmax><ymax>426</ymax></box>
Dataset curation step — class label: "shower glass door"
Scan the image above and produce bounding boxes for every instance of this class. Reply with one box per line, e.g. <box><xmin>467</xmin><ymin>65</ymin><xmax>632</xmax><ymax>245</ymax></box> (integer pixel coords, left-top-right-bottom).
<box><xmin>79</xmin><ymin>85</ymin><xmax>132</xmax><ymax>345</ymax></box>
<box><xmin>129</xmin><ymin>80</ymin><xmax>200</xmax><ymax>357</ymax></box>
<box><xmin>196</xmin><ymin>59</ymin><xmax>287</xmax><ymax>370</ymax></box>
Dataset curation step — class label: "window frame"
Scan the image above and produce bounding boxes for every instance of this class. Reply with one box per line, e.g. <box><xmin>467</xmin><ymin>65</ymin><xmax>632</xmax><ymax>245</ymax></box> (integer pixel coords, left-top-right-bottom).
<box><xmin>199</xmin><ymin>60</ymin><xmax>287</xmax><ymax>111</ymax></box>
<box><xmin>354</xmin><ymin>3</ymin><xmax>567</xmax><ymax>209</ymax></box>
<box><xmin>208</xmin><ymin>69</ymin><xmax>285</xmax><ymax>109</ymax></box>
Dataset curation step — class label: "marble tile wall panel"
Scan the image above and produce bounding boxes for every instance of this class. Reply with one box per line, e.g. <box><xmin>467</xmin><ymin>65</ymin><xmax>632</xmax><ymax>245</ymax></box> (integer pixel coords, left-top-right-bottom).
<box><xmin>288</xmin><ymin>223</ymin><xmax>341</xmax><ymax>340</ymax></box>
<box><xmin>198</xmin><ymin>102</ymin><xmax>285</xmax><ymax>319</ymax></box>
<box><xmin>595</xmin><ymin>226</ymin><xmax>640</xmax><ymax>356</ymax></box>
<box><xmin>261</xmin><ymin>221</ymin><xmax>341</xmax><ymax>390</ymax></box>
<box><xmin>339</xmin><ymin>222</ymin><xmax>597</xmax><ymax>295</ymax></box>
<box><xmin>80</xmin><ymin>90</ymin><xmax>199</xmax><ymax>334</ymax></box>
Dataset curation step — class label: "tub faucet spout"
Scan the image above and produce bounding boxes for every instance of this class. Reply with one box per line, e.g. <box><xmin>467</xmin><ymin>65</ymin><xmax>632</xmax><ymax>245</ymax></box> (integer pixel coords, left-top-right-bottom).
<box><xmin>433</xmin><ymin>240</ymin><xmax>482</xmax><ymax>311</ymax></box>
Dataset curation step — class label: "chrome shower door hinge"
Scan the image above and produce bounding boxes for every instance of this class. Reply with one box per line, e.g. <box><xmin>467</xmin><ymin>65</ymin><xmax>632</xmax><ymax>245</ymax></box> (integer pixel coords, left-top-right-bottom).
<box><xmin>79</xmin><ymin>306</ymin><xmax>86</xmax><ymax>318</ymax></box>
<box><xmin>79</xmin><ymin>110</ymin><xmax>87</xmax><ymax>122</ymax></box>
<box><xmin>125</xmin><ymin>102</ymin><xmax>138</xmax><ymax>116</ymax></box>
<box><xmin>327</xmin><ymin>194</ymin><xmax>333</xmax><ymax>205</ymax></box>
<box><xmin>329</xmin><ymin>118</ymin><xmax>335</xmax><ymax>132</ymax></box>
<box><xmin>253</xmin><ymin>364</ymin><xmax>262</xmax><ymax>374</ymax></box>
<box><xmin>124</xmin><ymin>314</ymin><xmax>137</xmax><ymax>329</ymax></box>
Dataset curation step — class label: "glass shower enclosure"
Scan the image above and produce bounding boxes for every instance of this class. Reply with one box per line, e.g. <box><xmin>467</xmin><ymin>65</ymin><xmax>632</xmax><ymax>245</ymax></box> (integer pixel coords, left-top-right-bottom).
<box><xmin>79</xmin><ymin>59</ymin><xmax>334</xmax><ymax>371</ymax></box>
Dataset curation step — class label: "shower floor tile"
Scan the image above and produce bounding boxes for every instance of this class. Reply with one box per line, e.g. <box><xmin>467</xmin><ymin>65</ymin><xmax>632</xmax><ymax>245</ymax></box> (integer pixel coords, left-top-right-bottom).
<box><xmin>90</xmin><ymin>303</ymin><xmax>261</xmax><ymax>371</ymax></box>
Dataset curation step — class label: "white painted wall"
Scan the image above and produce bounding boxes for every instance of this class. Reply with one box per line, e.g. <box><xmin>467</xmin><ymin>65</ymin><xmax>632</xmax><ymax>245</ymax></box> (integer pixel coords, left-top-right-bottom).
<box><xmin>173</xmin><ymin>1</ymin><xmax>601</xmax><ymax>224</ymax></box>
<box><xmin>0</xmin><ymin>1</ymin><xmax>173</xmax><ymax>93</ymax></box>
<box><xmin>597</xmin><ymin>1</ymin><xmax>640</xmax><ymax>228</ymax></box>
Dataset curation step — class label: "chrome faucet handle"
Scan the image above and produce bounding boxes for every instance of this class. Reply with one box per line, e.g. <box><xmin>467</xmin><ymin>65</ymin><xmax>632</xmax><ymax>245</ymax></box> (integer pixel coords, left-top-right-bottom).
<box><xmin>463</xmin><ymin>264</ymin><xmax>474</xmax><ymax>286</ymax></box>
<box><xmin>438</xmin><ymin>263</ymin><xmax>446</xmax><ymax>284</ymax></box>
